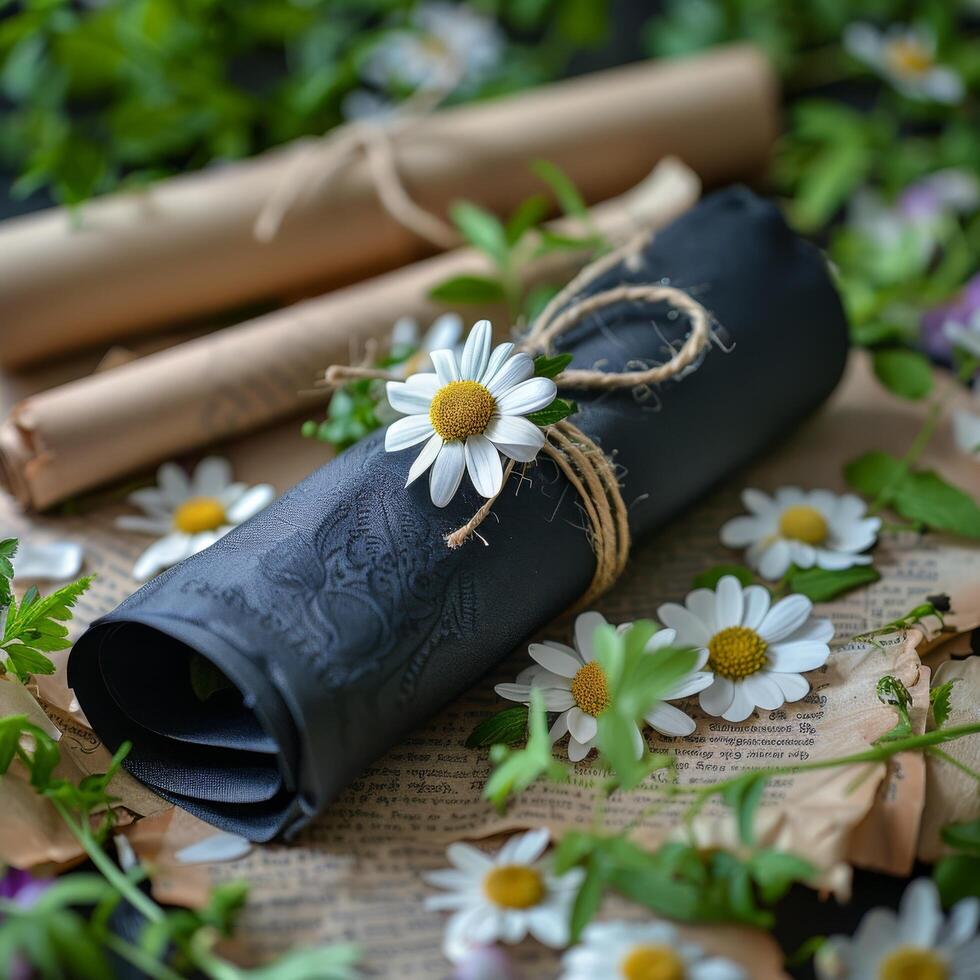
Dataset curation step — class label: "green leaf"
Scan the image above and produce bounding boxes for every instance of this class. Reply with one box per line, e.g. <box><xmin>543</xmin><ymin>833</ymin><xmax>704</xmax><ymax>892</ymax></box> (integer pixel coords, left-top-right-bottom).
<box><xmin>930</xmin><ymin>680</ymin><xmax>957</xmax><ymax>729</ymax></box>
<box><xmin>3</xmin><ymin>644</ymin><xmax>56</xmax><ymax>678</ymax></box>
<box><xmin>876</xmin><ymin>675</ymin><xmax>913</xmax><ymax>742</ymax></box>
<box><xmin>941</xmin><ymin>817</ymin><xmax>980</xmax><ymax>855</ymax></box>
<box><xmin>692</xmin><ymin>565</ymin><xmax>755</xmax><ymax>590</ymax></box>
<box><xmin>0</xmin><ymin>538</ymin><xmax>18</xmax><ymax>580</ymax></box>
<box><xmin>893</xmin><ymin>470</ymin><xmax>980</xmax><ymax>539</ymax></box>
<box><xmin>506</xmin><ymin>193</ymin><xmax>549</xmax><ymax>246</ymax></box>
<box><xmin>749</xmin><ymin>850</ymin><xmax>815</xmax><ymax>904</ymax></box>
<box><xmin>532</xmin><ymin>353</ymin><xmax>572</xmax><ymax>379</ymax></box>
<box><xmin>465</xmin><ymin>706</ymin><xmax>529</xmax><ymax>749</ymax></box>
<box><xmin>525</xmin><ymin>398</ymin><xmax>577</xmax><ymax>427</ymax></box>
<box><xmin>872</xmin><ymin>348</ymin><xmax>934</xmax><ymax>400</ymax></box>
<box><xmin>569</xmin><ymin>853</ymin><xmax>604</xmax><ymax>943</ymax></box>
<box><xmin>245</xmin><ymin>943</ymin><xmax>362</xmax><ymax>980</ymax></box>
<box><xmin>844</xmin><ymin>451</ymin><xmax>903</xmax><ymax>498</ymax></box>
<box><xmin>934</xmin><ymin>853</ymin><xmax>980</xmax><ymax>906</ymax></box>
<box><xmin>786</xmin><ymin>565</ymin><xmax>881</xmax><ymax>603</ymax></box>
<box><xmin>721</xmin><ymin>772</ymin><xmax>767</xmax><ymax>846</ymax></box>
<box><xmin>531</xmin><ymin>159</ymin><xmax>588</xmax><ymax>219</ymax></box>
<box><xmin>428</xmin><ymin>275</ymin><xmax>507</xmax><ymax>304</ymax></box>
<box><xmin>449</xmin><ymin>201</ymin><xmax>509</xmax><ymax>267</ymax></box>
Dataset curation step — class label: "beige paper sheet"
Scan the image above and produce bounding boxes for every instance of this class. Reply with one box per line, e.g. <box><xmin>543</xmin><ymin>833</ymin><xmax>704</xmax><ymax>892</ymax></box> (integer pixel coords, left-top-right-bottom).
<box><xmin>0</xmin><ymin>159</ymin><xmax>700</xmax><ymax>512</ymax></box>
<box><xmin>0</xmin><ymin>45</ymin><xmax>777</xmax><ymax>368</ymax></box>
<box><xmin>1</xmin><ymin>351</ymin><xmax>975</xmax><ymax>977</ymax></box>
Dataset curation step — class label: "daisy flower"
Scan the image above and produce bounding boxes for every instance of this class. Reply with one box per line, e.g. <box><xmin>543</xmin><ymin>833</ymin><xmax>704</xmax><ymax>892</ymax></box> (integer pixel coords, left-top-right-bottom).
<box><xmin>495</xmin><ymin>611</ymin><xmax>713</xmax><ymax>762</ymax></box>
<box><xmin>361</xmin><ymin>2</ymin><xmax>504</xmax><ymax>94</ymax></box>
<box><xmin>720</xmin><ymin>488</ymin><xmax>880</xmax><ymax>581</ymax></box>
<box><xmin>816</xmin><ymin>878</ymin><xmax>980</xmax><ymax>980</ymax></box>
<box><xmin>659</xmin><ymin>575</ymin><xmax>833</xmax><ymax>724</ymax></box>
<box><xmin>384</xmin><ymin>319</ymin><xmax>558</xmax><ymax>508</ymax></box>
<box><xmin>423</xmin><ymin>828</ymin><xmax>583</xmax><ymax>964</ymax></box>
<box><xmin>561</xmin><ymin>920</ymin><xmax>746</xmax><ymax>980</ymax></box>
<box><xmin>844</xmin><ymin>23</ymin><xmax>964</xmax><ymax>104</ymax></box>
<box><xmin>117</xmin><ymin>457</ymin><xmax>276</xmax><ymax>580</ymax></box>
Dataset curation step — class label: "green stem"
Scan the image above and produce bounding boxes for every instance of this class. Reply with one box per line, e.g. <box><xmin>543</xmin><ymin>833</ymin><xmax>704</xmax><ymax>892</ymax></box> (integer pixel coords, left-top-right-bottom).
<box><xmin>928</xmin><ymin>747</ymin><xmax>980</xmax><ymax>784</ymax></box>
<box><xmin>869</xmin><ymin>391</ymin><xmax>948</xmax><ymax>515</ymax></box>
<box><xmin>50</xmin><ymin>798</ymin><xmax>164</xmax><ymax>926</ymax></box>
<box><xmin>100</xmin><ymin>933</ymin><xmax>187</xmax><ymax>980</ymax></box>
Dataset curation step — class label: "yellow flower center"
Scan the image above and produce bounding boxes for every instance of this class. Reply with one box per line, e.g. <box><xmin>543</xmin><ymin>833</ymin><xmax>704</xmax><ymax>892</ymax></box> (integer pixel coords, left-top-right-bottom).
<box><xmin>708</xmin><ymin>626</ymin><xmax>768</xmax><ymax>680</ymax></box>
<box><xmin>428</xmin><ymin>381</ymin><xmax>496</xmax><ymax>441</ymax></box>
<box><xmin>778</xmin><ymin>504</ymin><xmax>828</xmax><ymax>545</ymax></box>
<box><xmin>885</xmin><ymin>39</ymin><xmax>934</xmax><ymax>77</ymax></box>
<box><xmin>570</xmin><ymin>661</ymin><xmax>610</xmax><ymax>717</ymax></box>
<box><xmin>482</xmin><ymin>865</ymin><xmax>544</xmax><ymax>909</ymax></box>
<box><xmin>620</xmin><ymin>944</ymin><xmax>686</xmax><ymax>980</ymax></box>
<box><xmin>879</xmin><ymin>947</ymin><xmax>947</xmax><ymax>980</ymax></box>
<box><xmin>173</xmin><ymin>497</ymin><xmax>227</xmax><ymax>534</ymax></box>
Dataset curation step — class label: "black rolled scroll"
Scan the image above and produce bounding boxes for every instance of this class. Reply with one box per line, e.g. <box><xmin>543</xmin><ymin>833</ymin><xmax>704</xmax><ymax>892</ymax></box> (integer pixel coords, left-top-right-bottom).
<box><xmin>68</xmin><ymin>188</ymin><xmax>849</xmax><ymax>841</ymax></box>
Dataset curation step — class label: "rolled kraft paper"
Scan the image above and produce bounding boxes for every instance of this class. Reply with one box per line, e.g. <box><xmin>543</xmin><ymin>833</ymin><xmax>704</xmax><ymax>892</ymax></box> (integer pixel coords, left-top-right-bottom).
<box><xmin>67</xmin><ymin>189</ymin><xmax>850</xmax><ymax>841</ymax></box>
<box><xmin>0</xmin><ymin>159</ymin><xmax>701</xmax><ymax>511</ymax></box>
<box><xmin>0</xmin><ymin>44</ymin><xmax>778</xmax><ymax>368</ymax></box>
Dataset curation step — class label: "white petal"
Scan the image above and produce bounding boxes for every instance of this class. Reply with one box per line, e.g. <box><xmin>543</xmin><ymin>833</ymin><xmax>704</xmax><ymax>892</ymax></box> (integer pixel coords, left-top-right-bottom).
<box><xmin>783</xmin><ymin>616</ymin><xmax>835</xmax><ymax>645</ymax></box>
<box><xmin>549</xmin><ymin>711</ymin><xmax>569</xmax><ymax>744</ymax></box>
<box><xmin>768</xmin><ymin>672</ymin><xmax>810</xmax><ymax>702</ymax></box>
<box><xmin>631</xmin><ymin>722</ymin><xmax>645</xmax><ymax>759</ymax></box>
<box><xmin>385</xmin><ymin>382</ymin><xmax>433</xmax><ymax>415</ymax></box>
<box><xmin>742</xmin><ymin>585</ymin><xmax>771</xmax><ymax>631</ymax></box>
<box><xmin>460</xmin><ymin>319</ymin><xmax>492</xmax><ymax>381</ymax></box>
<box><xmin>720</xmin><ymin>515</ymin><xmax>765</xmax><ymax>547</ymax></box>
<box><xmin>224</xmin><ymin>484</ymin><xmax>275</xmax><ymax>524</ymax></box>
<box><xmin>657</xmin><ymin>603</ymin><xmax>711</xmax><ymax>647</ymax></box>
<box><xmin>756</xmin><ymin>540</ymin><xmax>792</xmax><ymax>581</ymax></box>
<box><xmin>495</xmin><ymin>377</ymin><xmax>558</xmax><ymax>416</ymax></box>
<box><xmin>742</xmin><ymin>488</ymin><xmax>776</xmax><ymax>516</ymax></box>
<box><xmin>423</xmin><ymin>312</ymin><xmax>463</xmax><ymax>352</ymax></box>
<box><xmin>507</xmin><ymin>828</ymin><xmax>550</xmax><ymax>865</ymax></box>
<box><xmin>922</xmin><ymin>67</ymin><xmax>965</xmax><ymax>104</ymax></box>
<box><xmin>567</xmin><ymin>736</ymin><xmax>592</xmax><ymax>762</ymax></box>
<box><xmin>686</xmin><ymin>589</ymin><xmax>717</xmax><ymax>635</ymax></box>
<box><xmin>536</xmin><ymin>688</ymin><xmax>576</xmax><ymax>711</ymax></box>
<box><xmin>429</xmin><ymin>441</ymin><xmax>466</xmax><ymax>507</ymax></box>
<box><xmin>566</xmin><ymin>707</ymin><xmax>597</xmax><ymax>745</ymax></box>
<box><xmin>447</xmin><ymin>842</ymin><xmax>493</xmax><ymax>874</ymax></box>
<box><xmin>443</xmin><ymin>905</ymin><xmax>497</xmax><ymax>963</ymax></box>
<box><xmin>494</xmin><ymin>683</ymin><xmax>532</xmax><ymax>704</ymax></box>
<box><xmin>813</xmin><ymin>549</ymin><xmax>869</xmax><ymax>570</ymax></box>
<box><xmin>132</xmin><ymin>534</ymin><xmax>192</xmax><ymax>580</ymax></box>
<box><xmin>743</xmin><ymin>673</ymin><xmax>785</xmax><ymax>711</ymax></box>
<box><xmin>174</xmin><ymin>833</ymin><xmax>252</xmax><ymax>865</ymax></box>
<box><xmin>192</xmin><ymin>456</ymin><xmax>232</xmax><ymax>496</ymax></box>
<box><xmin>484</xmin><ymin>415</ymin><xmax>545</xmax><ymax>462</ymax></box>
<box><xmin>766</xmin><ymin>641</ymin><xmax>829</xmax><ymax>673</ymax></box>
<box><xmin>722</xmin><ymin>682</ymin><xmax>756</xmax><ymax>723</ymax></box>
<box><xmin>406</xmin><ymin>433</ymin><xmax>443</xmax><ymax>486</ymax></box>
<box><xmin>646</xmin><ymin>627</ymin><xmax>677</xmax><ymax>651</ymax></box>
<box><xmin>699</xmin><ymin>677</ymin><xmax>735</xmax><ymax>717</ymax></box>
<box><xmin>464</xmin><ymin>434</ymin><xmax>503</xmax><ymax>498</ymax></box>
<box><xmin>12</xmin><ymin>541</ymin><xmax>84</xmax><ymax>581</ymax></box>
<box><xmin>430</xmin><ymin>348</ymin><xmax>460</xmax><ymax>386</ymax></box>
<box><xmin>898</xmin><ymin>879</ymin><xmax>943</xmax><ymax>947</ymax></box>
<box><xmin>404</xmin><ymin>372</ymin><xmax>441</xmax><ymax>398</ymax></box>
<box><xmin>480</xmin><ymin>342</ymin><xmax>516</xmax><ymax>386</ymax></box>
<box><xmin>190</xmin><ymin>530</ymin><xmax>221</xmax><ymax>555</ymax></box>
<box><xmin>156</xmin><ymin>462</ymin><xmax>191</xmax><ymax>505</ymax></box>
<box><xmin>527</xmin><ymin>904</ymin><xmax>570</xmax><ymax>948</ymax></box>
<box><xmin>942</xmin><ymin>897</ymin><xmax>980</xmax><ymax>949</ymax></box>
<box><xmin>662</xmin><ymin>670</ymin><xmax>714</xmax><ymax>700</ymax></box>
<box><xmin>645</xmin><ymin>701</ymin><xmax>696</xmax><ymax>737</ymax></box>
<box><xmin>116</xmin><ymin>515</ymin><xmax>173</xmax><ymax>535</ymax></box>
<box><xmin>759</xmin><ymin>594</ymin><xmax>812</xmax><ymax>643</ymax></box>
<box><xmin>528</xmin><ymin>642</ymin><xmax>580</xmax><ymax>678</ymax></box>
<box><xmin>385</xmin><ymin>415</ymin><xmax>436</xmax><ymax>452</ymax></box>
<box><xmin>126</xmin><ymin>487</ymin><xmax>171</xmax><ymax>517</ymax></box>
<box><xmin>574</xmin><ymin>611</ymin><xmax>608</xmax><ymax>662</ymax></box>
<box><xmin>486</xmin><ymin>351</ymin><xmax>535</xmax><ymax>396</ymax></box>
<box><xmin>844</xmin><ymin>22</ymin><xmax>884</xmax><ymax>65</ymax></box>
<box><xmin>715</xmin><ymin>576</ymin><xmax>744</xmax><ymax>629</ymax></box>
<box><xmin>391</xmin><ymin>315</ymin><xmax>419</xmax><ymax>348</ymax></box>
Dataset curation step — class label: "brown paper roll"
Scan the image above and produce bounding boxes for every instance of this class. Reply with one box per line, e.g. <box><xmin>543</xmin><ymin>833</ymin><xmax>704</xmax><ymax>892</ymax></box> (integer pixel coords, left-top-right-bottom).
<box><xmin>0</xmin><ymin>45</ymin><xmax>777</xmax><ymax>368</ymax></box>
<box><xmin>0</xmin><ymin>161</ymin><xmax>700</xmax><ymax>510</ymax></box>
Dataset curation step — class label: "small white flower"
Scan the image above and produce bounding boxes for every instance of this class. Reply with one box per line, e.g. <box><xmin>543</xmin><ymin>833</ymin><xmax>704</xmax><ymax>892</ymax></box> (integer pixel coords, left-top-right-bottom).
<box><xmin>390</xmin><ymin>312</ymin><xmax>464</xmax><ymax>378</ymax></box>
<box><xmin>9</xmin><ymin>540</ymin><xmax>83</xmax><ymax>582</ymax></box>
<box><xmin>495</xmin><ymin>611</ymin><xmax>713</xmax><ymax>762</ymax></box>
<box><xmin>361</xmin><ymin>2</ymin><xmax>504</xmax><ymax>94</ymax></box>
<box><xmin>117</xmin><ymin>457</ymin><xmax>276</xmax><ymax>580</ymax></box>
<box><xmin>952</xmin><ymin>381</ymin><xmax>980</xmax><ymax>459</ymax></box>
<box><xmin>561</xmin><ymin>920</ymin><xmax>746</xmax><ymax>980</ymax></box>
<box><xmin>720</xmin><ymin>488</ymin><xmax>880</xmax><ymax>581</ymax></box>
<box><xmin>424</xmin><ymin>828</ymin><xmax>583</xmax><ymax>964</ymax></box>
<box><xmin>844</xmin><ymin>22</ymin><xmax>964</xmax><ymax>103</ymax></box>
<box><xmin>384</xmin><ymin>319</ymin><xmax>557</xmax><ymax>508</ymax></box>
<box><xmin>659</xmin><ymin>575</ymin><xmax>833</xmax><ymax>724</ymax></box>
<box><xmin>816</xmin><ymin>878</ymin><xmax>980</xmax><ymax>980</ymax></box>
